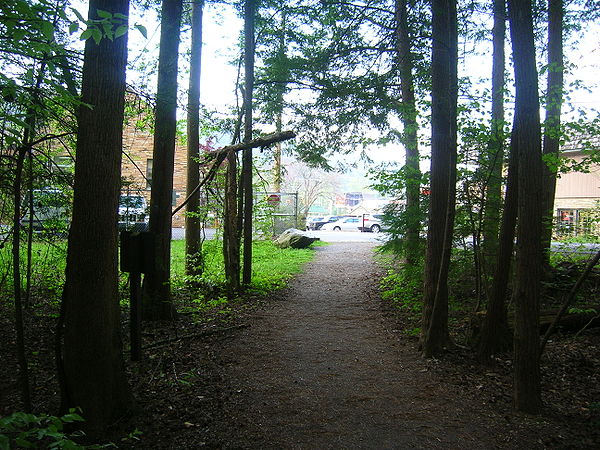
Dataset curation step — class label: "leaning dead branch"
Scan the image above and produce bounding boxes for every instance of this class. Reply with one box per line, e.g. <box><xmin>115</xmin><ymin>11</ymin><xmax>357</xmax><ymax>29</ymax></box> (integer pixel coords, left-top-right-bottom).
<box><xmin>172</xmin><ymin>130</ymin><xmax>295</xmax><ymax>216</ymax></box>
<box><xmin>540</xmin><ymin>248</ymin><xmax>600</xmax><ymax>353</ymax></box>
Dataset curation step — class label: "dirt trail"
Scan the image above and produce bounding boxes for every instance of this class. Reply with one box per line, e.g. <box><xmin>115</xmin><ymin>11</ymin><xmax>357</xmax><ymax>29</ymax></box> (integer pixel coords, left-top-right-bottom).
<box><xmin>211</xmin><ymin>243</ymin><xmax>534</xmax><ymax>449</ymax></box>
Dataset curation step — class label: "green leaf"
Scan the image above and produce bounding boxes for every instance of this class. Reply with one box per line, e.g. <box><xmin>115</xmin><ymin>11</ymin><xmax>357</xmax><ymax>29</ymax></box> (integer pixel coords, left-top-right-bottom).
<box><xmin>91</xmin><ymin>28</ymin><xmax>102</xmax><ymax>45</ymax></box>
<box><xmin>70</xmin><ymin>7</ymin><xmax>85</xmax><ymax>22</ymax></box>
<box><xmin>96</xmin><ymin>9</ymin><xmax>112</xmax><ymax>19</ymax></box>
<box><xmin>61</xmin><ymin>413</ymin><xmax>84</xmax><ymax>423</ymax></box>
<box><xmin>69</xmin><ymin>22</ymin><xmax>79</xmax><ymax>35</ymax></box>
<box><xmin>134</xmin><ymin>24</ymin><xmax>147</xmax><ymax>39</ymax></box>
<box><xmin>13</xmin><ymin>28</ymin><xmax>26</xmax><ymax>41</ymax></box>
<box><xmin>102</xmin><ymin>22</ymin><xmax>113</xmax><ymax>40</ymax></box>
<box><xmin>80</xmin><ymin>28</ymin><xmax>92</xmax><ymax>41</ymax></box>
<box><xmin>40</xmin><ymin>21</ymin><xmax>54</xmax><ymax>40</ymax></box>
<box><xmin>14</xmin><ymin>437</ymin><xmax>35</xmax><ymax>448</ymax></box>
<box><xmin>114</xmin><ymin>13</ymin><xmax>128</xmax><ymax>20</ymax></box>
<box><xmin>115</xmin><ymin>25</ymin><xmax>128</xmax><ymax>38</ymax></box>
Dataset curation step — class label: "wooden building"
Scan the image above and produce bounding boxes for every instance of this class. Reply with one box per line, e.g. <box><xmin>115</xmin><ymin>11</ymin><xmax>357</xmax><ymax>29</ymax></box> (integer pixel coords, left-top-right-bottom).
<box><xmin>554</xmin><ymin>135</ymin><xmax>600</xmax><ymax>235</ymax></box>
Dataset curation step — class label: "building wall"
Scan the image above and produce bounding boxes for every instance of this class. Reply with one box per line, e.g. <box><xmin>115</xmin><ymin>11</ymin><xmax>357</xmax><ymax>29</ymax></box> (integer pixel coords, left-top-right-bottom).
<box><xmin>553</xmin><ymin>150</ymin><xmax>600</xmax><ymax>212</ymax></box>
<box><xmin>552</xmin><ymin>146</ymin><xmax>600</xmax><ymax>235</ymax></box>
<box><xmin>121</xmin><ymin>124</ymin><xmax>188</xmax><ymax>227</ymax></box>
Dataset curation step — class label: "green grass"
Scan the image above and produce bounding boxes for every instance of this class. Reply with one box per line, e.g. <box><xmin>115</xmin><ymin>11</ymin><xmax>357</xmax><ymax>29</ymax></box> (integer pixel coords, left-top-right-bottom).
<box><xmin>1</xmin><ymin>238</ymin><xmax>320</xmax><ymax>304</ymax></box>
<box><xmin>170</xmin><ymin>239</ymin><xmax>319</xmax><ymax>295</ymax></box>
<box><xmin>0</xmin><ymin>240</ymin><xmax>68</xmax><ymax>301</ymax></box>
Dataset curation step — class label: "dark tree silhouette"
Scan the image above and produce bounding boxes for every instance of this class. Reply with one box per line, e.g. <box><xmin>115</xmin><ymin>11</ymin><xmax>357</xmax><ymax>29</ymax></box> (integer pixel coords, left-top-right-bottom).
<box><xmin>185</xmin><ymin>0</ymin><xmax>205</xmax><ymax>277</ymax></box>
<box><xmin>60</xmin><ymin>0</ymin><xmax>133</xmax><ymax>433</ymax></box>
<box><xmin>507</xmin><ymin>0</ymin><xmax>544</xmax><ymax>414</ymax></box>
<box><xmin>540</xmin><ymin>0</ymin><xmax>564</xmax><ymax>264</ymax></box>
<box><xmin>242</xmin><ymin>0</ymin><xmax>256</xmax><ymax>286</ymax></box>
<box><xmin>481</xmin><ymin>0</ymin><xmax>507</xmax><ymax>276</ymax></box>
<box><xmin>395</xmin><ymin>0</ymin><xmax>422</xmax><ymax>265</ymax></box>
<box><xmin>421</xmin><ymin>0</ymin><xmax>458</xmax><ymax>357</ymax></box>
<box><xmin>142</xmin><ymin>0</ymin><xmax>182</xmax><ymax>320</ymax></box>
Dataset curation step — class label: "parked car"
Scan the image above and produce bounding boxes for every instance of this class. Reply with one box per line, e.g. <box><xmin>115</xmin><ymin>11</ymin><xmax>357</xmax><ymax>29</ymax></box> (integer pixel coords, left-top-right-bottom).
<box><xmin>305</xmin><ymin>216</ymin><xmax>325</xmax><ymax>230</ymax></box>
<box><xmin>358</xmin><ymin>214</ymin><xmax>385</xmax><ymax>233</ymax></box>
<box><xmin>118</xmin><ymin>194</ymin><xmax>149</xmax><ymax>231</ymax></box>
<box><xmin>306</xmin><ymin>215</ymin><xmax>347</xmax><ymax>230</ymax></box>
<box><xmin>320</xmin><ymin>216</ymin><xmax>360</xmax><ymax>231</ymax></box>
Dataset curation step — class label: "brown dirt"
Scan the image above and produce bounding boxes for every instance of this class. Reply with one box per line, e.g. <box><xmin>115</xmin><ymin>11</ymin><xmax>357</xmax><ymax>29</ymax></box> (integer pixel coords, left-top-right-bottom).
<box><xmin>207</xmin><ymin>242</ymin><xmax>531</xmax><ymax>449</ymax></box>
<box><xmin>2</xmin><ymin>242</ymin><xmax>599</xmax><ymax>448</ymax></box>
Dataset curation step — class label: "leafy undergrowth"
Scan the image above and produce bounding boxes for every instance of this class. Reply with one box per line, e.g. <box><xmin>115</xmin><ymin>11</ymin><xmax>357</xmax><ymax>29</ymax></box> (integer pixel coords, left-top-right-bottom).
<box><xmin>378</xmin><ymin>247</ymin><xmax>600</xmax><ymax>448</ymax></box>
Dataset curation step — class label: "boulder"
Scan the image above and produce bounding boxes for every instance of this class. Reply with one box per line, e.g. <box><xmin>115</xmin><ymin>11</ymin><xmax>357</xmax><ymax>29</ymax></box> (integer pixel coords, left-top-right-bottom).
<box><xmin>274</xmin><ymin>228</ymin><xmax>320</xmax><ymax>249</ymax></box>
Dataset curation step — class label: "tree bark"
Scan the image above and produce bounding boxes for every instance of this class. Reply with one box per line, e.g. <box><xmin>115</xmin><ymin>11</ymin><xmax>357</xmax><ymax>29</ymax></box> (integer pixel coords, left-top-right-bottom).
<box><xmin>395</xmin><ymin>0</ymin><xmax>422</xmax><ymax>265</ymax></box>
<box><xmin>224</xmin><ymin>150</ymin><xmax>240</xmax><ymax>293</ymax></box>
<box><xmin>421</xmin><ymin>0</ymin><xmax>458</xmax><ymax>357</ymax></box>
<box><xmin>242</xmin><ymin>0</ymin><xmax>256</xmax><ymax>286</ymax></box>
<box><xmin>477</xmin><ymin>131</ymin><xmax>518</xmax><ymax>360</ymax></box>
<box><xmin>61</xmin><ymin>0</ymin><xmax>133</xmax><ymax>433</ymax></box>
<box><xmin>272</xmin><ymin>9</ymin><xmax>287</xmax><ymax>194</ymax></box>
<box><xmin>185</xmin><ymin>0</ymin><xmax>204</xmax><ymax>277</ymax></box>
<box><xmin>508</xmin><ymin>0</ymin><xmax>543</xmax><ymax>414</ymax></box>
<box><xmin>481</xmin><ymin>0</ymin><xmax>507</xmax><ymax>278</ymax></box>
<box><xmin>142</xmin><ymin>0</ymin><xmax>182</xmax><ymax>320</ymax></box>
<box><xmin>12</xmin><ymin>148</ymin><xmax>31</xmax><ymax>412</ymax></box>
<box><xmin>540</xmin><ymin>0</ymin><xmax>564</xmax><ymax>265</ymax></box>
<box><xmin>273</xmin><ymin>128</ymin><xmax>282</xmax><ymax>192</ymax></box>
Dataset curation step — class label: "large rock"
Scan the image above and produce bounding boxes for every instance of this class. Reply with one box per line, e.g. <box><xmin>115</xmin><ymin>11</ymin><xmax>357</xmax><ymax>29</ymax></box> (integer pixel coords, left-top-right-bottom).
<box><xmin>274</xmin><ymin>228</ymin><xmax>320</xmax><ymax>249</ymax></box>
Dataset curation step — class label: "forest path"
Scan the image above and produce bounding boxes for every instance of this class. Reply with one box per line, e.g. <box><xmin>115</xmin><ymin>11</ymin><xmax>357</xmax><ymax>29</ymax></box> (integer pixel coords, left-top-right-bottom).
<box><xmin>211</xmin><ymin>242</ymin><xmax>529</xmax><ymax>449</ymax></box>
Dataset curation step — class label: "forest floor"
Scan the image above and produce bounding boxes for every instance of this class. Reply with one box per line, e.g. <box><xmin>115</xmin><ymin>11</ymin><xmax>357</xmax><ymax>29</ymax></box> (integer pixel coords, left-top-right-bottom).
<box><xmin>2</xmin><ymin>242</ymin><xmax>600</xmax><ymax>448</ymax></box>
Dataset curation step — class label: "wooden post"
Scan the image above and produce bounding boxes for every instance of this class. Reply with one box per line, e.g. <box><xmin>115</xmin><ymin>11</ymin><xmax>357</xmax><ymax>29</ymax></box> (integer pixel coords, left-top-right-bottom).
<box><xmin>120</xmin><ymin>231</ymin><xmax>155</xmax><ymax>361</ymax></box>
<box><xmin>129</xmin><ymin>271</ymin><xmax>142</xmax><ymax>361</ymax></box>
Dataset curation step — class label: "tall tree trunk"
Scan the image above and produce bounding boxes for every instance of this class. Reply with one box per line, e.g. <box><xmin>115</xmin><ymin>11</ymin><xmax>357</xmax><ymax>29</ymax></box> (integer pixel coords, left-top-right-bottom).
<box><xmin>12</xmin><ymin>148</ymin><xmax>31</xmax><ymax>412</ymax></box>
<box><xmin>224</xmin><ymin>150</ymin><xmax>240</xmax><ymax>293</ymax></box>
<box><xmin>185</xmin><ymin>0</ymin><xmax>204</xmax><ymax>277</ymax></box>
<box><xmin>273</xmin><ymin>121</ymin><xmax>282</xmax><ymax>192</ymax></box>
<box><xmin>421</xmin><ymin>0</ymin><xmax>458</xmax><ymax>357</ymax></box>
<box><xmin>142</xmin><ymin>0</ymin><xmax>182</xmax><ymax>320</ymax></box>
<box><xmin>395</xmin><ymin>0</ymin><xmax>422</xmax><ymax>265</ymax></box>
<box><xmin>60</xmin><ymin>0</ymin><xmax>133</xmax><ymax>433</ymax></box>
<box><xmin>241</xmin><ymin>0</ymin><xmax>256</xmax><ymax>286</ymax></box>
<box><xmin>481</xmin><ymin>0</ymin><xmax>507</xmax><ymax>278</ymax></box>
<box><xmin>272</xmin><ymin>9</ymin><xmax>287</xmax><ymax>194</ymax></box>
<box><xmin>540</xmin><ymin>0</ymin><xmax>564</xmax><ymax>264</ymax></box>
<box><xmin>507</xmin><ymin>0</ymin><xmax>543</xmax><ymax>414</ymax></box>
<box><xmin>478</xmin><ymin>133</ymin><xmax>518</xmax><ymax>360</ymax></box>
<box><xmin>11</xmin><ymin>60</ymin><xmax>46</xmax><ymax>412</ymax></box>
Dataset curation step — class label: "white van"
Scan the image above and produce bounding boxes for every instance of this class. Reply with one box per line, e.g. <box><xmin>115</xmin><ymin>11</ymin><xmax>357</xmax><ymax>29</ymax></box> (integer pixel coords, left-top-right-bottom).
<box><xmin>20</xmin><ymin>188</ymin><xmax>71</xmax><ymax>234</ymax></box>
<box><xmin>118</xmin><ymin>194</ymin><xmax>149</xmax><ymax>231</ymax></box>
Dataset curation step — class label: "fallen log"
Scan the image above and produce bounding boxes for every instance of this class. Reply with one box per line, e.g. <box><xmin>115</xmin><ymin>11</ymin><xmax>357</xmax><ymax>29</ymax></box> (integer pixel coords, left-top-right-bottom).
<box><xmin>470</xmin><ymin>306</ymin><xmax>600</xmax><ymax>342</ymax></box>
<box><xmin>539</xmin><ymin>309</ymin><xmax>600</xmax><ymax>335</ymax></box>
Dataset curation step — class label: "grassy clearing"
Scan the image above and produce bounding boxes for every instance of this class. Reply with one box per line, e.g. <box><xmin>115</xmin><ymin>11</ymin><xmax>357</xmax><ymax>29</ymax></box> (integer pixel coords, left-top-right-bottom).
<box><xmin>171</xmin><ymin>239</ymin><xmax>320</xmax><ymax>293</ymax></box>
<box><xmin>1</xmin><ymin>238</ymin><xmax>321</xmax><ymax>308</ymax></box>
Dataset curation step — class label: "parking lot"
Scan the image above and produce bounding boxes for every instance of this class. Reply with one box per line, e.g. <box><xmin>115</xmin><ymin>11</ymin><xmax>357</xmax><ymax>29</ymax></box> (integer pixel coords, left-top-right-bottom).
<box><xmin>304</xmin><ymin>229</ymin><xmax>387</xmax><ymax>243</ymax></box>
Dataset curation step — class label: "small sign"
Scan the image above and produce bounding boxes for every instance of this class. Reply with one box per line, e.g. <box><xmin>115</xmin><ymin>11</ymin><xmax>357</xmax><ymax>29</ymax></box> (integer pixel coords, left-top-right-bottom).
<box><xmin>267</xmin><ymin>194</ymin><xmax>281</xmax><ymax>205</ymax></box>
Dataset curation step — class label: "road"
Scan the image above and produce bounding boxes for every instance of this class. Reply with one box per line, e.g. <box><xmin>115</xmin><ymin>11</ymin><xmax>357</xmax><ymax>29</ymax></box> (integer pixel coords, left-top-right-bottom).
<box><xmin>172</xmin><ymin>228</ymin><xmax>600</xmax><ymax>255</ymax></box>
